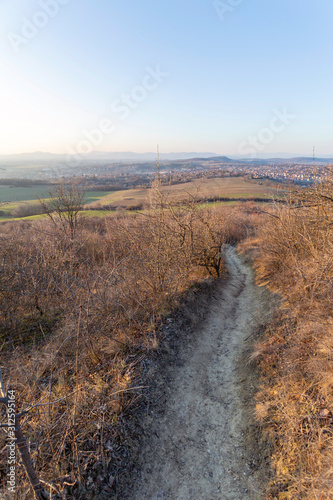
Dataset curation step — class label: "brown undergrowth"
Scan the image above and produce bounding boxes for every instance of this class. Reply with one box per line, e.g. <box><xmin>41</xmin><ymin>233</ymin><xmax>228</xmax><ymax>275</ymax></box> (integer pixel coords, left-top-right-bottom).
<box><xmin>239</xmin><ymin>181</ymin><xmax>333</xmax><ymax>499</ymax></box>
<box><xmin>0</xmin><ymin>185</ymin><xmax>253</xmax><ymax>499</ymax></box>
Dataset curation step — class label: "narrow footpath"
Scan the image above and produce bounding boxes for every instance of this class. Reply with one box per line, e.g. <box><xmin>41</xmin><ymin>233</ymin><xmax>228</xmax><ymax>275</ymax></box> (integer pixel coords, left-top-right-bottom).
<box><xmin>124</xmin><ymin>247</ymin><xmax>273</xmax><ymax>500</ymax></box>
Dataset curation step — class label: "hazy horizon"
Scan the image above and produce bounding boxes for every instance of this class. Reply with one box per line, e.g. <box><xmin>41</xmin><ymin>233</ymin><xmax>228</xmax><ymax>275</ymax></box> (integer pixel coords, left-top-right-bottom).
<box><xmin>1</xmin><ymin>149</ymin><xmax>332</xmax><ymax>161</ymax></box>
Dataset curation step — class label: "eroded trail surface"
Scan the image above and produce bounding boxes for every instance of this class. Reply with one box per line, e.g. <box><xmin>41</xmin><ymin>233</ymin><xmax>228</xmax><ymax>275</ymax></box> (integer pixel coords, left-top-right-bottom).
<box><xmin>125</xmin><ymin>248</ymin><xmax>273</xmax><ymax>500</ymax></box>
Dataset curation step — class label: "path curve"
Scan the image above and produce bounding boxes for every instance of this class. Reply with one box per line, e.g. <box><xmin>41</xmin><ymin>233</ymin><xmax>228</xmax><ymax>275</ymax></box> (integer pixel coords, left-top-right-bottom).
<box><xmin>125</xmin><ymin>247</ymin><xmax>272</xmax><ymax>500</ymax></box>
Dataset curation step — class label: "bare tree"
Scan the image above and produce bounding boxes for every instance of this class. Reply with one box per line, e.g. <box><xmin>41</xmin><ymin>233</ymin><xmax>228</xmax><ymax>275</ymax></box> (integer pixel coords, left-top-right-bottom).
<box><xmin>38</xmin><ymin>183</ymin><xmax>86</xmax><ymax>240</ymax></box>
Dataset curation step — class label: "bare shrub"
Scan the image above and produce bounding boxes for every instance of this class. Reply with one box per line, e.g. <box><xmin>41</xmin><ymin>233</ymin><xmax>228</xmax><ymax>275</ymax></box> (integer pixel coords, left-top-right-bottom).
<box><xmin>12</xmin><ymin>203</ymin><xmax>47</xmax><ymax>218</ymax></box>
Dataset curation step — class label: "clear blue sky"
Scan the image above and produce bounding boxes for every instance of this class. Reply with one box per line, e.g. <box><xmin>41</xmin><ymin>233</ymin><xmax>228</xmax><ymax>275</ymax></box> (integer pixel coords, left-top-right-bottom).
<box><xmin>0</xmin><ymin>0</ymin><xmax>332</xmax><ymax>156</ymax></box>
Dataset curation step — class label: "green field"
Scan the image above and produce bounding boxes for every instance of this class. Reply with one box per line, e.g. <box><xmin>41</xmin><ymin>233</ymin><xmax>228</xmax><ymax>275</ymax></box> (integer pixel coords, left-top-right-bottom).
<box><xmin>0</xmin><ymin>210</ymin><xmax>122</xmax><ymax>223</ymax></box>
<box><xmin>0</xmin><ymin>177</ymin><xmax>279</xmax><ymax>222</ymax></box>
<box><xmin>0</xmin><ymin>185</ymin><xmax>114</xmax><ymax>204</ymax></box>
<box><xmin>0</xmin><ymin>185</ymin><xmax>53</xmax><ymax>203</ymax></box>
<box><xmin>0</xmin><ymin>187</ymin><xmax>114</xmax><ymax>219</ymax></box>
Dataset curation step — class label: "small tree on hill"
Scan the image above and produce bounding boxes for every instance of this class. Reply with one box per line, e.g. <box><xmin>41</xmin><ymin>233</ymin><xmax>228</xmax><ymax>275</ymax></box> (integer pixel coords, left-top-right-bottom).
<box><xmin>38</xmin><ymin>183</ymin><xmax>86</xmax><ymax>240</ymax></box>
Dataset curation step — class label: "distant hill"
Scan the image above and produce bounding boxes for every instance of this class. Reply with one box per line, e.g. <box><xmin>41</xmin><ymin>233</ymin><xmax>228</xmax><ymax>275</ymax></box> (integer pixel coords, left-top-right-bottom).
<box><xmin>0</xmin><ymin>152</ymin><xmax>61</xmax><ymax>163</ymax></box>
<box><xmin>232</xmin><ymin>153</ymin><xmax>333</xmax><ymax>161</ymax></box>
<box><xmin>289</xmin><ymin>157</ymin><xmax>333</xmax><ymax>164</ymax></box>
<box><xmin>186</xmin><ymin>155</ymin><xmax>234</xmax><ymax>163</ymax></box>
<box><xmin>1</xmin><ymin>151</ymin><xmax>332</xmax><ymax>165</ymax></box>
<box><xmin>250</xmin><ymin>157</ymin><xmax>333</xmax><ymax>165</ymax></box>
<box><xmin>0</xmin><ymin>151</ymin><xmax>219</xmax><ymax>163</ymax></box>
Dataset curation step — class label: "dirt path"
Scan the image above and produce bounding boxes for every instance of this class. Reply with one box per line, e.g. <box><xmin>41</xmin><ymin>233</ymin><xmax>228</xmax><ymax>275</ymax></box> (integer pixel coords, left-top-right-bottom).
<box><xmin>124</xmin><ymin>247</ymin><xmax>273</xmax><ymax>500</ymax></box>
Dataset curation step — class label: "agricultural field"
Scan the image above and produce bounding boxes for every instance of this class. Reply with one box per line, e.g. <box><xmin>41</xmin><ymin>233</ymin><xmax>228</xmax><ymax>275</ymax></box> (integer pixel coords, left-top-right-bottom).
<box><xmin>0</xmin><ymin>186</ymin><xmax>114</xmax><ymax>220</ymax></box>
<box><xmin>0</xmin><ymin>177</ymin><xmax>279</xmax><ymax>222</ymax></box>
<box><xmin>0</xmin><ymin>185</ymin><xmax>53</xmax><ymax>204</ymax></box>
<box><xmin>0</xmin><ymin>185</ymin><xmax>113</xmax><ymax>205</ymax></box>
<box><xmin>89</xmin><ymin>176</ymin><xmax>279</xmax><ymax>209</ymax></box>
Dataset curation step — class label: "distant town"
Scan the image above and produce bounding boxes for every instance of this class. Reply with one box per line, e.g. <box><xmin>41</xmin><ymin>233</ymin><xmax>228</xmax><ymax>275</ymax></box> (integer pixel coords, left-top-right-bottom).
<box><xmin>0</xmin><ymin>153</ymin><xmax>332</xmax><ymax>190</ymax></box>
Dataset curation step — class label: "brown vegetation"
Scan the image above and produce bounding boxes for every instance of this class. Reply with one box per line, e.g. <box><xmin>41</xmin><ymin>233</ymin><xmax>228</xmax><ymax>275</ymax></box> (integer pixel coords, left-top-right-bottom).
<box><xmin>11</xmin><ymin>203</ymin><xmax>47</xmax><ymax>218</ymax></box>
<box><xmin>0</xmin><ymin>183</ymin><xmax>251</xmax><ymax>499</ymax></box>
<box><xmin>240</xmin><ymin>179</ymin><xmax>333</xmax><ymax>499</ymax></box>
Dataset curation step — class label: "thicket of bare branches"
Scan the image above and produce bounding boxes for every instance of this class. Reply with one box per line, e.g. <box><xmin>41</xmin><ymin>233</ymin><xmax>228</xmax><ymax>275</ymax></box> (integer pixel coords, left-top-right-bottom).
<box><xmin>0</xmin><ymin>184</ymin><xmax>252</xmax><ymax>499</ymax></box>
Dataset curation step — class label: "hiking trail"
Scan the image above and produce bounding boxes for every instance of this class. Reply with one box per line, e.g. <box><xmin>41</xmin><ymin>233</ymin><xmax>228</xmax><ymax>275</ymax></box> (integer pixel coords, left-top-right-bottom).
<box><xmin>124</xmin><ymin>247</ymin><xmax>273</xmax><ymax>500</ymax></box>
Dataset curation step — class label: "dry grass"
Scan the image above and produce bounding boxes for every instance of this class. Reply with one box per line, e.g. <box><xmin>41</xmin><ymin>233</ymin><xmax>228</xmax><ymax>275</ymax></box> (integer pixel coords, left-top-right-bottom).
<box><xmin>0</xmin><ymin>186</ymin><xmax>253</xmax><ymax>498</ymax></box>
<box><xmin>241</xmin><ymin>182</ymin><xmax>333</xmax><ymax>499</ymax></box>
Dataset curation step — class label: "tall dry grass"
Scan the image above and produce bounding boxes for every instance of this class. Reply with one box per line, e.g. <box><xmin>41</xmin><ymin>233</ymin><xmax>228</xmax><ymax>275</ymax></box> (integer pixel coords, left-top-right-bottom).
<box><xmin>245</xmin><ymin>181</ymin><xmax>333</xmax><ymax>499</ymax></box>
